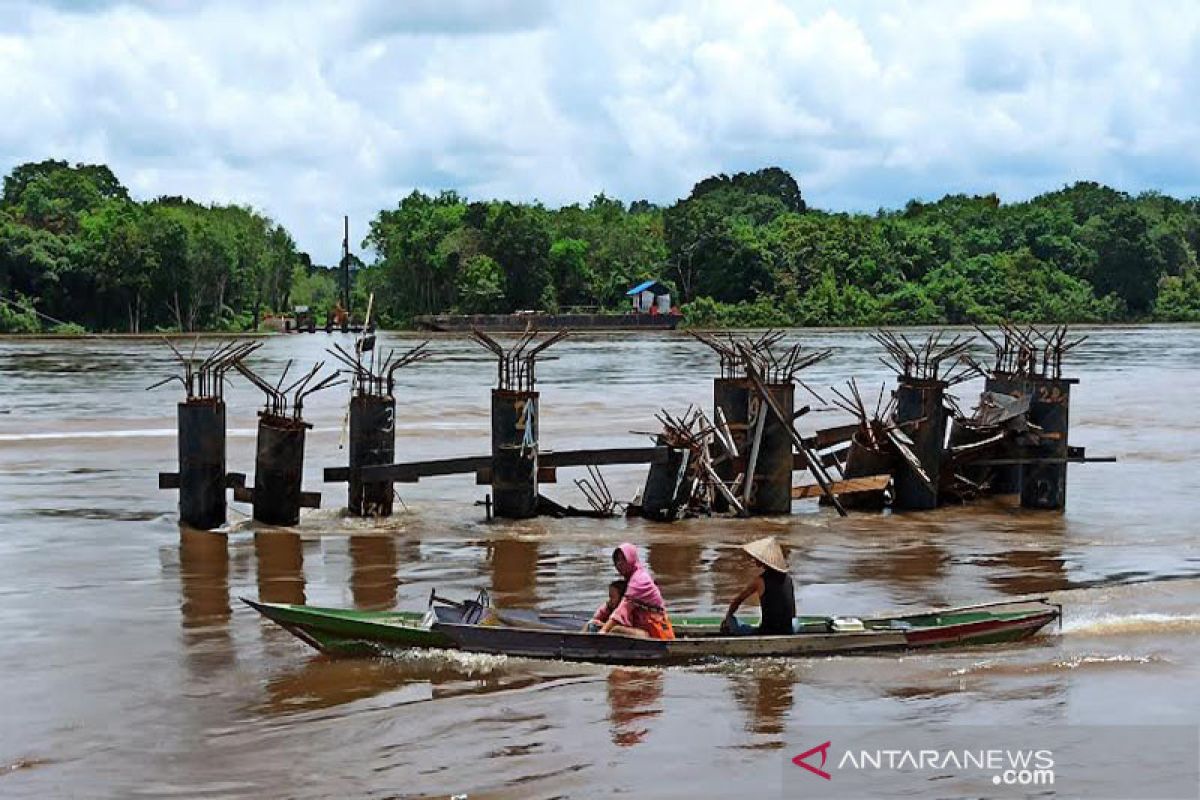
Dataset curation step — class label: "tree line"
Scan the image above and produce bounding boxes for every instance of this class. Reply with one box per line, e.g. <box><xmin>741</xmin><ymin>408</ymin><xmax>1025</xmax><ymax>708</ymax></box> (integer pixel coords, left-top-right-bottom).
<box><xmin>3</xmin><ymin>159</ymin><xmax>1200</xmax><ymax>333</ymax></box>
<box><xmin>0</xmin><ymin>159</ymin><xmax>306</xmax><ymax>333</ymax></box>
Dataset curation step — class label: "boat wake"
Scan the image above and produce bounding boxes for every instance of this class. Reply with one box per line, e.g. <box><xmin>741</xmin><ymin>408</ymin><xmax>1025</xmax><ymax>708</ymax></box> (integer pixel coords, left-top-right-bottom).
<box><xmin>1060</xmin><ymin>612</ymin><xmax>1200</xmax><ymax>637</ymax></box>
<box><xmin>385</xmin><ymin>646</ymin><xmax>511</xmax><ymax>674</ymax></box>
<box><xmin>949</xmin><ymin>653</ymin><xmax>1166</xmax><ymax>677</ymax></box>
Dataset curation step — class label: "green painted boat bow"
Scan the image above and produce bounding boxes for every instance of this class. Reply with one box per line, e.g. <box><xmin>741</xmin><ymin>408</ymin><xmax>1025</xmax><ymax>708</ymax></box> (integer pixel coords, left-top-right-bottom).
<box><xmin>241</xmin><ymin>598</ymin><xmax>447</xmax><ymax>656</ymax></box>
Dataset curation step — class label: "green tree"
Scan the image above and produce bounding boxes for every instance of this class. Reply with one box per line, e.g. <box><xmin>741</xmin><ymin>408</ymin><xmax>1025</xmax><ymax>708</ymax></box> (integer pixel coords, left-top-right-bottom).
<box><xmin>456</xmin><ymin>254</ymin><xmax>506</xmax><ymax>313</ymax></box>
<box><xmin>1083</xmin><ymin>205</ymin><xmax>1165</xmax><ymax>313</ymax></box>
<box><xmin>484</xmin><ymin>202</ymin><xmax>551</xmax><ymax>310</ymax></box>
<box><xmin>548</xmin><ymin>237</ymin><xmax>592</xmax><ymax>307</ymax></box>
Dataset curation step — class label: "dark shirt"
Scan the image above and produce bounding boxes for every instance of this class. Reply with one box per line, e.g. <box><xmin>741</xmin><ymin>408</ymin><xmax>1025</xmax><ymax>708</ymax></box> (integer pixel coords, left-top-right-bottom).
<box><xmin>757</xmin><ymin>569</ymin><xmax>796</xmax><ymax>635</ymax></box>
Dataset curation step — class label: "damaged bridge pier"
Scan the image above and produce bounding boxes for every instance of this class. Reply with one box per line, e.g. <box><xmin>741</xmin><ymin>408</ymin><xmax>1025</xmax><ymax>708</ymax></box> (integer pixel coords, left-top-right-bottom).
<box><xmin>892</xmin><ymin>377</ymin><xmax>948</xmax><ymax>510</ymax></box>
<box><xmin>979</xmin><ymin>371</ymin><xmax>1030</xmax><ymax>494</ymax></box>
<box><xmin>153</xmin><ymin>340</ymin><xmax>258</xmax><ymax>530</ymax></box>
<box><xmin>491</xmin><ymin>388</ymin><xmax>539</xmax><ymax>518</ymax></box>
<box><xmin>711</xmin><ymin>376</ymin><xmax>750</xmax><ymax>513</ymax></box>
<box><xmin>1019</xmin><ymin>375</ymin><xmax>1076</xmax><ymax>510</ymax></box>
<box><xmin>328</xmin><ymin>340</ymin><xmax>430</xmax><ymax>517</ymax></box>
<box><xmin>751</xmin><ymin>381</ymin><xmax>796</xmax><ymax>514</ymax></box>
<box><xmin>688</xmin><ymin>330</ymin><xmax>842</xmax><ymax>517</ymax></box>
<box><xmin>472</xmin><ymin>328</ymin><xmax>567</xmax><ymax>519</ymax></box>
<box><xmin>961</xmin><ymin>324</ymin><xmax>1093</xmax><ymax>511</ymax></box>
<box><xmin>639</xmin><ymin>433</ymin><xmax>693</xmax><ymax>521</ymax></box>
<box><xmin>871</xmin><ymin>330</ymin><xmax>981</xmax><ymax>511</ymax></box>
<box><xmin>234</xmin><ymin>359</ymin><xmax>343</xmax><ymax>525</ymax></box>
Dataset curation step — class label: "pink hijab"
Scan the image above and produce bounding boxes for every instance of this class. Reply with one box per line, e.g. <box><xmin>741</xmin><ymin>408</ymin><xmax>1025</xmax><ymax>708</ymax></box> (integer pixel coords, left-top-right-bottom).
<box><xmin>612</xmin><ymin>542</ymin><xmax>665</xmax><ymax>613</ymax></box>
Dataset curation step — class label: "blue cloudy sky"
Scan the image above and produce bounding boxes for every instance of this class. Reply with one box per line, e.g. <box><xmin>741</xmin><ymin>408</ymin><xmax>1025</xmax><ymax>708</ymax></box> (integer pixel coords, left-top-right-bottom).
<box><xmin>2</xmin><ymin>0</ymin><xmax>1198</xmax><ymax>262</ymax></box>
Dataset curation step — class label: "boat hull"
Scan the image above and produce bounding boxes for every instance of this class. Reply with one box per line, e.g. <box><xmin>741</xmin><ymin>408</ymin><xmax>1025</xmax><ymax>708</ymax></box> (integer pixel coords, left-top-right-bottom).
<box><xmin>413</xmin><ymin>312</ymin><xmax>681</xmax><ymax>332</ymax></box>
<box><xmin>434</xmin><ymin>605</ymin><xmax>1059</xmax><ymax>665</ymax></box>
<box><xmin>244</xmin><ymin>597</ymin><xmax>1059</xmax><ymax>664</ymax></box>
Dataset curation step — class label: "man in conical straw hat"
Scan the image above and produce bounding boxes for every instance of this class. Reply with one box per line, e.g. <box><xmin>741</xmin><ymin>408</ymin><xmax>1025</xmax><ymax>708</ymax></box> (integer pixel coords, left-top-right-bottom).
<box><xmin>721</xmin><ymin>536</ymin><xmax>797</xmax><ymax>636</ymax></box>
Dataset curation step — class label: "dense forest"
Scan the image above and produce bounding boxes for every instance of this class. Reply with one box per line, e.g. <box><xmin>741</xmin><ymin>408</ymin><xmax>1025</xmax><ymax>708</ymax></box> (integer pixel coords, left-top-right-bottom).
<box><xmin>3</xmin><ymin>159</ymin><xmax>1200</xmax><ymax>333</ymax></box>
<box><xmin>0</xmin><ymin>159</ymin><xmax>310</xmax><ymax>333</ymax></box>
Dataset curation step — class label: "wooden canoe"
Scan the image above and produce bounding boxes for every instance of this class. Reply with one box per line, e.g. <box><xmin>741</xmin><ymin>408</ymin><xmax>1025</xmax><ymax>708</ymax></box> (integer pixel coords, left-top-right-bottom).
<box><xmin>245</xmin><ymin>597</ymin><xmax>1059</xmax><ymax>664</ymax></box>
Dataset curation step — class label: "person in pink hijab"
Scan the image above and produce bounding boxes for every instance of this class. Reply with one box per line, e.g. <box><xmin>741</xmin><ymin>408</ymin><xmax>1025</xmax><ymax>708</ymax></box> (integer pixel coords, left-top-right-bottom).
<box><xmin>592</xmin><ymin>543</ymin><xmax>675</xmax><ymax>640</ymax></box>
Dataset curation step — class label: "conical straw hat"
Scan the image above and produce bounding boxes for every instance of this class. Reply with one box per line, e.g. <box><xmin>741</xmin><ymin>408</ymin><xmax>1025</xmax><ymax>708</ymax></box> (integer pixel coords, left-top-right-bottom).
<box><xmin>741</xmin><ymin>536</ymin><xmax>787</xmax><ymax>573</ymax></box>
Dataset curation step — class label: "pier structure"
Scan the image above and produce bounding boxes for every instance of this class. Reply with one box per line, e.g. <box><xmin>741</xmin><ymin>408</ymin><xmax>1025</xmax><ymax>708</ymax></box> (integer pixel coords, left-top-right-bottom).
<box><xmin>234</xmin><ymin>359</ymin><xmax>342</xmax><ymax>525</ymax></box>
<box><xmin>948</xmin><ymin>324</ymin><xmax>1100</xmax><ymax>511</ymax></box>
<box><xmin>649</xmin><ymin>331</ymin><xmax>848</xmax><ymax>519</ymax></box>
<box><xmin>870</xmin><ymin>331</ymin><xmax>980</xmax><ymax>510</ymax></box>
<box><xmin>327</xmin><ymin>339</ymin><xmax>430</xmax><ymax>517</ymax></box>
<box><xmin>823</xmin><ymin>380</ymin><xmax>896</xmax><ymax>510</ymax></box>
<box><xmin>160</xmin><ymin>322</ymin><xmax>1113</xmax><ymax>529</ymax></box>
<box><xmin>326</xmin><ymin>327</ymin><xmax>666</xmax><ymax>521</ymax></box>
<box><xmin>471</xmin><ymin>328</ymin><xmax>566</xmax><ymax>519</ymax></box>
<box><xmin>155</xmin><ymin>341</ymin><xmax>258</xmax><ymax>530</ymax></box>
<box><xmin>638</xmin><ymin>429</ymin><xmax>697</xmax><ymax>522</ymax></box>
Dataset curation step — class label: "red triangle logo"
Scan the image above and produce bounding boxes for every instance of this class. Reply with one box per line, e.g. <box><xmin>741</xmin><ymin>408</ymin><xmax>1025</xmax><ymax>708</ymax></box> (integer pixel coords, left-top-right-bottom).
<box><xmin>792</xmin><ymin>740</ymin><xmax>832</xmax><ymax>780</ymax></box>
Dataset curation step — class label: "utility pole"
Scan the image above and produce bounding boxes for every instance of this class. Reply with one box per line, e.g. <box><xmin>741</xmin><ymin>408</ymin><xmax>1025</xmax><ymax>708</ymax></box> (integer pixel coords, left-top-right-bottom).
<box><xmin>340</xmin><ymin>215</ymin><xmax>352</xmax><ymax>316</ymax></box>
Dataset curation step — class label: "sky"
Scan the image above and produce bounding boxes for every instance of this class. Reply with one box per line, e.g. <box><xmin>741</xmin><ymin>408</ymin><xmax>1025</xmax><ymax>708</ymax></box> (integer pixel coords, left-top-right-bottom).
<box><xmin>2</xmin><ymin>0</ymin><xmax>1199</xmax><ymax>263</ymax></box>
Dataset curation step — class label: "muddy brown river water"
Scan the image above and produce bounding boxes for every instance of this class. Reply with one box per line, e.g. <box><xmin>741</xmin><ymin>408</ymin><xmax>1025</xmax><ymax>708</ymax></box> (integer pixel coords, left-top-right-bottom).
<box><xmin>0</xmin><ymin>327</ymin><xmax>1198</xmax><ymax>799</ymax></box>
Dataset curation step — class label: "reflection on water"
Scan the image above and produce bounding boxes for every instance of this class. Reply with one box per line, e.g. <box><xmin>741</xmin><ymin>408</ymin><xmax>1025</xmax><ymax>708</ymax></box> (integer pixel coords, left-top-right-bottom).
<box><xmin>647</xmin><ymin>540</ymin><xmax>704</xmax><ymax>609</ymax></box>
<box><xmin>606</xmin><ymin>667</ymin><xmax>663</xmax><ymax>747</ymax></box>
<box><xmin>254</xmin><ymin>531</ymin><xmax>306</xmax><ymax>605</ymax></box>
<box><xmin>710</xmin><ymin>545</ymin><xmax>755</xmax><ymax>606</ymax></box>
<box><xmin>489</xmin><ymin>537</ymin><xmax>539</xmax><ymax>608</ymax></box>
<box><xmin>849</xmin><ymin>538</ymin><xmax>949</xmax><ymax>607</ymax></box>
<box><xmin>178</xmin><ymin>528</ymin><xmax>233</xmax><ymax>673</ymax></box>
<box><xmin>258</xmin><ymin>654</ymin><xmax>592</xmax><ymax>717</ymax></box>
<box><xmin>983</xmin><ymin>549</ymin><xmax>1071</xmax><ymax>595</ymax></box>
<box><xmin>179</xmin><ymin>529</ymin><xmax>231</xmax><ymax>628</ymax></box>
<box><xmin>730</xmin><ymin>666</ymin><xmax>796</xmax><ymax>742</ymax></box>
<box><xmin>349</xmin><ymin>535</ymin><xmax>399</xmax><ymax>610</ymax></box>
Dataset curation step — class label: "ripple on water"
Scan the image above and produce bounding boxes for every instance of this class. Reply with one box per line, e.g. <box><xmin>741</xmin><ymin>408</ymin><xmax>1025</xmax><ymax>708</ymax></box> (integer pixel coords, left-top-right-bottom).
<box><xmin>1061</xmin><ymin>612</ymin><xmax>1200</xmax><ymax>636</ymax></box>
<box><xmin>948</xmin><ymin>653</ymin><xmax>1168</xmax><ymax>677</ymax></box>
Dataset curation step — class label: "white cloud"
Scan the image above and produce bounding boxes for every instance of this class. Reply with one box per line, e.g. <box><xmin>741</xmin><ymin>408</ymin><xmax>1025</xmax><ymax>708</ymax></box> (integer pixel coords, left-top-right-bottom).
<box><xmin>1</xmin><ymin>0</ymin><xmax>1198</xmax><ymax>262</ymax></box>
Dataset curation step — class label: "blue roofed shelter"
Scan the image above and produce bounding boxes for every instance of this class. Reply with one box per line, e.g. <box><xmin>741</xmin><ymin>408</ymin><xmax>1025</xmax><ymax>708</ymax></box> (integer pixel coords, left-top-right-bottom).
<box><xmin>626</xmin><ymin>280</ymin><xmax>672</xmax><ymax>314</ymax></box>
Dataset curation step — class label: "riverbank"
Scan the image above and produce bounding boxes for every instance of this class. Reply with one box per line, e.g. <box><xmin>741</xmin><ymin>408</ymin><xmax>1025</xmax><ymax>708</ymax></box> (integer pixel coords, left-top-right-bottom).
<box><xmin>5</xmin><ymin>320</ymin><xmax>1200</xmax><ymax>341</ymax></box>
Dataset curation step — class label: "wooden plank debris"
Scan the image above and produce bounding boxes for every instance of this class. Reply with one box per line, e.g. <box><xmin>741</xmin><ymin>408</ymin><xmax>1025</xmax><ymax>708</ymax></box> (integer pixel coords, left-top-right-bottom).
<box><xmin>792</xmin><ymin>474</ymin><xmax>890</xmax><ymax>500</ymax></box>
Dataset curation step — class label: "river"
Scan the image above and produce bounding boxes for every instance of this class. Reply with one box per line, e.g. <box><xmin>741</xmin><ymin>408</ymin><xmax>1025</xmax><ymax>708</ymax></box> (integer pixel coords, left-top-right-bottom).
<box><xmin>0</xmin><ymin>326</ymin><xmax>1198</xmax><ymax>798</ymax></box>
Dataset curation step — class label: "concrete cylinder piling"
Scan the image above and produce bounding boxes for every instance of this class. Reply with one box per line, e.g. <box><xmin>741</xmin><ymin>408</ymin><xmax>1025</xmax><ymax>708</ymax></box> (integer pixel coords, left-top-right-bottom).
<box><xmin>175</xmin><ymin>399</ymin><xmax>230</xmax><ymax>529</ymax></box>
<box><xmin>689</xmin><ymin>330</ymin><xmax>843</xmax><ymax>517</ymax></box>
<box><xmin>981</xmin><ymin>371</ymin><xmax>1030</xmax><ymax>494</ymax></box>
<box><xmin>868</xmin><ymin>330</ymin><xmax>980</xmax><ymax>511</ymax></box>
<box><xmin>712</xmin><ymin>377</ymin><xmax>803</xmax><ymax>514</ymax></box>
<box><xmin>967</xmin><ymin>323</ymin><xmax>1090</xmax><ymax>509</ymax></box>
<box><xmin>892</xmin><ymin>378</ymin><xmax>948</xmax><ymax>510</ymax></box>
<box><xmin>348</xmin><ymin>394</ymin><xmax>397</xmax><ymax>517</ymax></box>
<box><xmin>471</xmin><ymin>328</ymin><xmax>567</xmax><ymax>520</ymax></box>
<box><xmin>233</xmin><ymin>358</ymin><xmax>342</xmax><ymax>526</ymax></box>
<box><xmin>158</xmin><ymin>323</ymin><xmax>1107</xmax><ymax>527</ymax></box>
<box><xmin>250</xmin><ymin>414</ymin><xmax>312</xmax><ymax>526</ymax></box>
<box><xmin>1020</xmin><ymin>376</ymin><xmax>1075</xmax><ymax>510</ymax></box>
<box><xmin>639</xmin><ymin>434</ymin><xmax>693</xmax><ymax>521</ymax></box>
<box><xmin>491</xmin><ymin>389</ymin><xmax>540</xmax><ymax>519</ymax></box>
<box><xmin>153</xmin><ymin>340</ymin><xmax>258</xmax><ymax>531</ymax></box>
<box><xmin>712</xmin><ymin>377</ymin><xmax>750</xmax><ymax>513</ymax></box>
<box><xmin>749</xmin><ymin>382</ymin><xmax>795</xmax><ymax>514</ymax></box>
<box><xmin>326</xmin><ymin>339</ymin><xmax>430</xmax><ymax>518</ymax></box>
